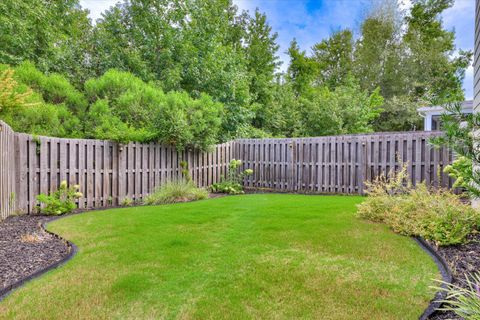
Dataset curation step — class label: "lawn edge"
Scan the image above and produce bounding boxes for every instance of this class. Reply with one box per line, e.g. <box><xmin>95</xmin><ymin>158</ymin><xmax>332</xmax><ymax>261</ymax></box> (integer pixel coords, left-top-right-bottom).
<box><xmin>0</xmin><ymin>217</ymin><xmax>78</xmax><ymax>302</ymax></box>
<box><xmin>414</xmin><ymin>237</ymin><xmax>453</xmax><ymax>320</ymax></box>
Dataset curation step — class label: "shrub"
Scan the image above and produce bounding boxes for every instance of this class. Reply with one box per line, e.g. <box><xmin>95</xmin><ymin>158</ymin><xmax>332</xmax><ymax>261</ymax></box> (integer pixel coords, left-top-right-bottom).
<box><xmin>0</xmin><ymin>68</ymin><xmax>35</xmax><ymax>113</ymax></box>
<box><xmin>144</xmin><ymin>180</ymin><xmax>208</xmax><ymax>205</ymax></box>
<box><xmin>435</xmin><ymin>273</ymin><xmax>480</xmax><ymax>319</ymax></box>
<box><xmin>357</xmin><ymin>165</ymin><xmax>480</xmax><ymax>246</ymax></box>
<box><xmin>210</xmin><ymin>159</ymin><xmax>253</xmax><ymax>195</ymax></box>
<box><xmin>430</xmin><ymin>102</ymin><xmax>480</xmax><ymax>199</ymax></box>
<box><xmin>444</xmin><ymin>156</ymin><xmax>480</xmax><ymax>197</ymax></box>
<box><xmin>36</xmin><ymin>181</ymin><xmax>82</xmax><ymax>215</ymax></box>
<box><xmin>85</xmin><ymin>69</ymin><xmax>223</xmax><ymax>150</ymax></box>
<box><xmin>153</xmin><ymin>92</ymin><xmax>223</xmax><ymax>151</ymax></box>
<box><xmin>0</xmin><ymin>65</ymin><xmax>83</xmax><ymax>138</ymax></box>
<box><xmin>14</xmin><ymin>61</ymin><xmax>88</xmax><ymax>115</ymax></box>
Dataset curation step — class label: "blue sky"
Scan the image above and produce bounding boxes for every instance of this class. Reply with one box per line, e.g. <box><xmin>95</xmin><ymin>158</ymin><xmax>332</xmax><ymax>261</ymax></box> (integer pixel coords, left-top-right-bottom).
<box><xmin>80</xmin><ymin>0</ymin><xmax>475</xmax><ymax>99</ymax></box>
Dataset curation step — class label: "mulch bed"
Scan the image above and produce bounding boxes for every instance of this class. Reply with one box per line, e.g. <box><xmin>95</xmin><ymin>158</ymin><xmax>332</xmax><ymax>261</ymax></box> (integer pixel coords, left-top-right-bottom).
<box><xmin>0</xmin><ymin>215</ymin><xmax>70</xmax><ymax>296</ymax></box>
<box><xmin>428</xmin><ymin>232</ymin><xmax>480</xmax><ymax>320</ymax></box>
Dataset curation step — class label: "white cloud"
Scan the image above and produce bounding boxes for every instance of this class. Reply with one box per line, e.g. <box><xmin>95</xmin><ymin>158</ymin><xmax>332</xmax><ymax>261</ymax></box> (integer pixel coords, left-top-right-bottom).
<box><xmin>80</xmin><ymin>0</ymin><xmax>118</xmax><ymax>22</ymax></box>
<box><xmin>81</xmin><ymin>0</ymin><xmax>474</xmax><ymax>97</ymax></box>
<box><xmin>234</xmin><ymin>0</ymin><xmax>371</xmax><ymax>72</ymax></box>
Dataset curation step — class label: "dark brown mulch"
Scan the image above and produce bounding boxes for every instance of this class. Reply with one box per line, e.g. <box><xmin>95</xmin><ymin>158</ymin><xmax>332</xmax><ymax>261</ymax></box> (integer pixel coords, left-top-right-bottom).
<box><xmin>428</xmin><ymin>232</ymin><xmax>480</xmax><ymax>320</ymax></box>
<box><xmin>0</xmin><ymin>215</ymin><xmax>70</xmax><ymax>295</ymax></box>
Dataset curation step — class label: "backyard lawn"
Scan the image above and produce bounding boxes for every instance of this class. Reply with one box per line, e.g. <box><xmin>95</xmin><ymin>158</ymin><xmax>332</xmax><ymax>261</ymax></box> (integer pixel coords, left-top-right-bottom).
<box><xmin>0</xmin><ymin>194</ymin><xmax>438</xmax><ymax>319</ymax></box>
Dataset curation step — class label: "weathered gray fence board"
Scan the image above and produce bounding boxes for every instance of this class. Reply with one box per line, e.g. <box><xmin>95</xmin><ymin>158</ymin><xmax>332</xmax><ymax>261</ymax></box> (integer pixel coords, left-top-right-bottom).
<box><xmin>0</xmin><ymin>121</ymin><xmax>234</xmax><ymax>217</ymax></box>
<box><xmin>236</xmin><ymin>131</ymin><xmax>452</xmax><ymax>194</ymax></box>
<box><xmin>0</xmin><ymin>121</ymin><xmax>16</xmax><ymax>219</ymax></box>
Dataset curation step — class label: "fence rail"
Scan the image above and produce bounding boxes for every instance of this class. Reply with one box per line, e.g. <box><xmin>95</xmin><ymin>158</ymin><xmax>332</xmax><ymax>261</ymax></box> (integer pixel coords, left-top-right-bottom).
<box><xmin>0</xmin><ymin>120</ymin><xmax>453</xmax><ymax>219</ymax></box>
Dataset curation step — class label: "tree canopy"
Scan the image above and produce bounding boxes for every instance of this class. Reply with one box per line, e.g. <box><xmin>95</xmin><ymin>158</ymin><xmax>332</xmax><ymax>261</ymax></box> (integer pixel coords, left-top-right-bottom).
<box><xmin>0</xmin><ymin>0</ymin><xmax>472</xmax><ymax>150</ymax></box>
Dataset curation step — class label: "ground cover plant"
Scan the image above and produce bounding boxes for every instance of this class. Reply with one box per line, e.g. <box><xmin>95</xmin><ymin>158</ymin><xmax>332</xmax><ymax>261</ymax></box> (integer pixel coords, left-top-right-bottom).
<box><xmin>357</xmin><ymin>166</ymin><xmax>480</xmax><ymax>246</ymax></box>
<box><xmin>0</xmin><ymin>194</ymin><xmax>438</xmax><ymax>319</ymax></box>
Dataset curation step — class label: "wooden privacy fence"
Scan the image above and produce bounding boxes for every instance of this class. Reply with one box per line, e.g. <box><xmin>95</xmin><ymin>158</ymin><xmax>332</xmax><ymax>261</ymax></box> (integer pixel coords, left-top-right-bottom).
<box><xmin>235</xmin><ymin>132</ymin><xmax>453</xmax><ymax>194</ymax></box>
<box><xmin>0</xmin><ymin>120</ymin><xmax>453</xmax><ymax>219</ymax></box>
<box><xmin>0</xmin><ymin>121</ymin><xmax>234</xmax><ymax>216</ymax></box>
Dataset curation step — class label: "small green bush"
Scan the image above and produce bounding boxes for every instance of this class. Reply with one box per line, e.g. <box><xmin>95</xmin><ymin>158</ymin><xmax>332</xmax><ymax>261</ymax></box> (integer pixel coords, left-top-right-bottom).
<box><xmin>435</xmin><ymin>273</ymin><xmax>480</xmax><ymax>319</ymax></box>
<box><xmin>144</xmin><ymin>180</ymin><xmax>208</xmax><ymax>205</ymax></box>
<box><xmin>36</xmin><ymin>180</ymin><xmax>82</xmax><ymax>215</ymax></box>
<box><xmin>210</xmin><ymin>180</ymin><xmax>244</xmax><ymax>195</ymax></box>
<box><xmin>357</xmin><ymin>165</ymin><xmax>480</xmax><ymax>246</ymax></box>
<box><xmin>210</xmin><ymin>159</ymin><xmax>253</xmax><ymax>195</ymax></box>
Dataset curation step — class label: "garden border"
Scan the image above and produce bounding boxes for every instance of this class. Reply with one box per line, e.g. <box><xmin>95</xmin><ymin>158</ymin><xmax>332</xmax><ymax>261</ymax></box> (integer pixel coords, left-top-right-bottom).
<box><xmin>415</xmin><ymin>237</ymin><xmax>453</xmax><ymax>320</ymax></box>
<box><xmin>0</xmin><ymin>218</ymin><xmax>78</xmax><ymax>302</ymax></box>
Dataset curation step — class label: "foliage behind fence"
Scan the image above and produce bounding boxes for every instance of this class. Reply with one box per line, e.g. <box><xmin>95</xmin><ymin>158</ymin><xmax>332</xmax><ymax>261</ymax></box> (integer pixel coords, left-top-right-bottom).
<box><xmin>0</xmin><ymin>121</ymin><xmax>452</xmax><ymax>219</ymax></box>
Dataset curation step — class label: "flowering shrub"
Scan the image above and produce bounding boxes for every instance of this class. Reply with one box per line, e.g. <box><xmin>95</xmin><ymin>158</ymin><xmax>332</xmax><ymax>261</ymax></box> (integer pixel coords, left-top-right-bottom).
<box><xmin>210</xmin><ymin>159</ymin><xmax>253</xmax><ymax>194</ymax></box>
<box><xmin>36</xmin><ymin>180</ymin><xmax>82</xmax><ymax>215</ymax></box>
<box><xmin>436</xmin><ymin>273</ymin><xmax>480</xmax><ymax>318</ymax></box>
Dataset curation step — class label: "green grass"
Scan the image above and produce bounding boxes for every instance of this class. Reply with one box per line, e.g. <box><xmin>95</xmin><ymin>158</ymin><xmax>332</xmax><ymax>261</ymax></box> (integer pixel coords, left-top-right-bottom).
<box><xmin>0</xmin><ymin>194</ymin><xmax>439</xmax><ymax>319</ymax></box>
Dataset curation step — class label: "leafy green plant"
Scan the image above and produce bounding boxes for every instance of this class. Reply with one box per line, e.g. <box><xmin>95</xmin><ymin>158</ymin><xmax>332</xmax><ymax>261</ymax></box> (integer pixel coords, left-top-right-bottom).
<box><xmin>430</xmin><ymin>103</ymin><xmax>480</xmax><ymax>199</ymax></box>
<box><xmin>435</xmin><ymin>273</ymin><xmax>480</xmax><ymax>319</ymax></box>
<box><xmin>144</xmin><ymin>179</ymin><xmax>208</xmax><ymax>205</ymax></box>
<box><xmin>210</xmin><ymin>159</ymin><xmax>253</xmax><ymax>195</ymax></box>
<box><xmin>357</xmin><ymin>164</ymin><xmax>480</xmax><ymax>246</ymax></box>
<box><xmin>36</xmin><ymin>180</ymin><xmax>82</xmax><ymax>215</ymax></box>
<box><xmin>180</xmin><ymin>161</ymin><xmax>192</xmax><ymax>183</ymax></box>
<box><xmin>444</xmin><ymin>156</ymin><xmax>479</xmax><ymax>196</ymax></box>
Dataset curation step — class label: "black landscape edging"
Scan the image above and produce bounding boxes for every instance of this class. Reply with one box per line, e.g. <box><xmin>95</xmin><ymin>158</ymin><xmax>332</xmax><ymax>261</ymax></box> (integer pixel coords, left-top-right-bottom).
<box><xmin>415</xmin><ymin>237</ymin><xmax>453</xmax><ymax>320</ymax></box>
<box><xmin>0</xmin><ymin>218</ymin><xmax>78</xmax><ymax>302</ymax></box>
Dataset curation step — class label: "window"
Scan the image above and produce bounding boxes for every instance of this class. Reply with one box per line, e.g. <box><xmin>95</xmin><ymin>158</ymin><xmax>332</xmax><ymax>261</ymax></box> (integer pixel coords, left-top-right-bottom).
<box><xmin>431</xmin><ymin>115</ymin><xmax>441</xmax><ymax>130</ymax></box>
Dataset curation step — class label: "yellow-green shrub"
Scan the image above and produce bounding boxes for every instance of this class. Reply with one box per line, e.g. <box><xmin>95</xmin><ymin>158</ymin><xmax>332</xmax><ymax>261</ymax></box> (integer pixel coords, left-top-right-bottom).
<box><xmin>357</xmin><ymin>165</ymin><xmax>480</xmax><ymax>246</ymax></box>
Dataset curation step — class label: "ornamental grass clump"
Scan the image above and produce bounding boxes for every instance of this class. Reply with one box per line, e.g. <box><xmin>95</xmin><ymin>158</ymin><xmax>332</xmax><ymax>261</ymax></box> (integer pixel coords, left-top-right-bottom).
<box><xmin>36</xmin><ymin>180</ymin><xmax>82</xmax><ymax>215</ymax></box>
<box><xmin>144</xmin><ymin>179</ymin><xmax>208</xmax><ymax>205</ymax></box>
<box><xmin>357</xmin><ymin>164</ymin><xmax>480</xmax><ymax>246</ymax></box>
<box><xmin>435</xmin><ymin>273</ymin><xmax>480</xmax><ymax>319</ymax></box>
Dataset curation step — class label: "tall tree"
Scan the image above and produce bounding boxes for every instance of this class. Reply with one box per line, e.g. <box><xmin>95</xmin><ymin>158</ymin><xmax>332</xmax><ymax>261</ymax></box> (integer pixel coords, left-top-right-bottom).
<box><xmin>286</xmin><ymin>39</ymin><xmax>317</xmax><ymax>97</ymax></box>
<box><xmin>0</xmin><ymin>0</ymin><xmax>93</xmax><ymax>85</ymax></box>
<box><xmin>244</xmin><ymin>9</ymin><xmax>280</xmax><ymax>128</ymax></box>
<box><xmin>404</xmin><ymin>0</ymin><xmax>471</xmax><ymax>104</ymax></box>
<box><xmin>92</xmin><ymin>0</ymin><xmax>252</xmax><ymax>140</ymax></box>
<box><xmin>312</xmin><ymin>29</ymin><xmax>354</xmax><ymax>89</ymax></box>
